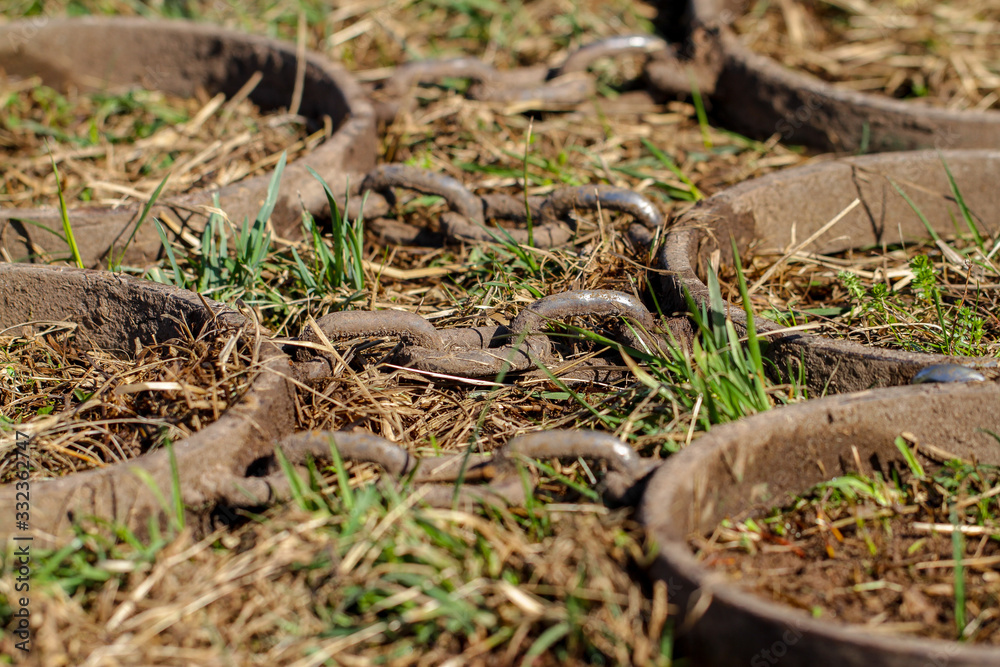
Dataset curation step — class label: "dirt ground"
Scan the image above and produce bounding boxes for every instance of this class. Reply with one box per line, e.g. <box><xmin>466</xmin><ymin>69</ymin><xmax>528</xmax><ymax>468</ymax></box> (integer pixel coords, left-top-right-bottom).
<box><xmin>697</xmin><ymin>459</ymin><xmax>1000</xmax><ymax>644</ymax></box>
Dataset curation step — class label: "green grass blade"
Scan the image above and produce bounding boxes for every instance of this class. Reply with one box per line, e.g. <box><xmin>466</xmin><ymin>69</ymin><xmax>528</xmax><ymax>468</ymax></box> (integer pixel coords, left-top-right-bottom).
<box><xmin>893</xmin><ymin>436</ymin><xmax>926</xmax><ymax>479</ymax></box>
<box><xmin>890</xmin><ymin>178</ymin><xmax>940</xmax><ymax>243</ymax></box>
<box><xmin>469</xmin><ymin>216</ymin><xmax>541</xmax><ymax>275</ymax></box>
<box><xmin>236</xmin><ymin>151</ymin><xmax>284</xmax><ymax>281</ymax></box>
<box><xmin>940</xmin><ymin>157</ymin><xmax>984</xmax><ymax>251</ymax></box>
<box><xmin>307</xmin><ymin>165</ymin><xmax>357</xmax><ymax>288</ymax></box>
<box><xmin>449</xmin><ymin>445</ymin><xmax>477</xmax><ymax>509</ymax></box>
<box><xmin>705</xmin><ymin>261</ymin><xmax>727</xmax><ymax>350</ymax></box>
<box><xmin>153</xmin><ymin>219</ymin><xmax>185</xmax><ymax>287</ymax></box>
<box><xmin>611</xmin><ymin>164</ymin><xmax>698</xmax><ymax>201</ymax></box>
<box><xmin>128</xmin><ymin>467</ymin><xmax>175</xmax><ymax>532</ymax></box>
<box><xmin>33</xmin><ymin>538</ymin><xmax>86</xmax><ymax>582</ymax></box>
<box><xmin>274</xmin><ymin>444</ymin><xmax>309</xmax><ymax>510</ymax></box>
<box><xmin>6</xmin><ymin>217</ymin><xmax>67</xmax><ymax>242</ymax></box>
<box><xmin>688</xmin><ymin>70</ymin><xmax>712</xmax><ymax>149</ymax></box>
<box><xmin>528</xmin><ymin>458</ymin><xmax>600</xmax><ymax>501</ymax></box>
<box><xmin>526</xmin><ymin>621</ymin><xmax>570</xmax><ymax>659</ymax></box>
<box><xmin>530</xmin><ymin>353</ymin><xmax>617</xmax><ymax>429</ymax></box>
<box><xmin>114</xmin><ymin>172</ymin><xmax>171</xmax><ymax>270</ymax></box>
<box><xmin>257</xmin><ymin>151</ymin><xmax>287</xmax><ymax>227</ymax></box>
<box><xmin>166</xmin><ymin>438</ymin><xmax>185</xmax><ymax>532</ymax></box>
<box><xmin>235</xmin><ymin>216</ymin><xmax>250</xmax><ymax>260</ymax></box>
<box><xmin>731</xmin><ymin>237</ymin><xmax>768</xmax><ymax>405</ymax></box>
<box><xmin>350</xmin><ymin>193</ymin><xmax>367</xmax><ymax>291</ymax></box>
<box><xmin>48</xmin><ymin>152</ymin><xmax>84</xmax><ymax>268</ymax></box>
<box><xmin>290</xmin><ymin>246</ymin><xmax>318</xmax><ymax>291</ymax></box>
<box><xmin>199</xmin><ymin>205</ymin><xmax>228</xmax><ymax>292</ymax></box>
<box><xmin>640</xmin><ymin>138</ymin><xmax>703</xmax><ymax>201</ymax></box>
<box><xmin>327</xmin><ymin>434</ymin><xmax>355</xmax><ymax>511</ymax></box>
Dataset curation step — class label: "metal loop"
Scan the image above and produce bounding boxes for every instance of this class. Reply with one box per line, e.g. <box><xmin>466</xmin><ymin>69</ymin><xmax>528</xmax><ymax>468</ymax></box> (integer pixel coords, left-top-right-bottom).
<box><xmin>345</xmin><ymin>188</ymin><xmax>391</xmax><ymax>221</ymax></box>
<box><xmin>295</xmin><ymin>290</ymin><xmax>667</xmax><ymax>376</ymax></box>
<box><xmin>511</xmin><ymin>289</ymin><xmax>666</xmax><ymax>354</ymax></box>
<box><xmin>367</xmin><ymin>216</ymin><xmax>441</xmax><ymax>246</ymax></box>
<box><xmin>538</xmin><ymin>185</ymin><xmax>664</xmax><ymax>229</ymax></box>
<box><xmin>445</xmin><ymin>185</ymin><xmax>663</xmax><ymax>247</ymax></box>
<box><xmin>255</xmin><ymin>431</ymin><xmax>514</xmax><ymax>508</ymax></box>
<box><xmin>295</xmin><ymin>311</ymin><xmax>557</xmax><ymax>376</ymax></box>
<box><xmin>376</xmin><ymin>55</ymin><xmax>593</xmax><ymax>109</ymax></box>
<box><xmin>481</xmin><ymin>193</ymin><xmax>547</xmax><ymax>222</ymax></box>
<box><xmin>354</xmin><ymin>166</ymin><xmax>663</xmax><ymax>248</ymax></box>
<box><xmin>278</xmin><ymin>430</ymin><xmax>419</xmax><ymax>478</ymax></box>
<box><xmin>360</xmin><ymin>164</ymin><xmax>485</xmax><ymax>224</ymax></box>
<box><xmin>511</xmin><ymin>290</ymin><xmax>657</xmax><ymax>335</ymax></box>
<box><xmin>296</xmin><ymin>310</ymin><xmax>445</xmax><ymax>361</ymax></box>
<box><xmin>497</xmin><ymin>430</ymin><xmax>660</xmax><ymax>503</ymax></box>
<box><xmin>439</xmin><ymin>211</ymin><xmax>574</xmax><ymax>247</ymax></box>
<box><xmin>253</xmin><ymin>429</ymin><xmax>656</xmax><ymax>508</ymax></box>
<box><xmin>373</xmin><ymin>34</ymin><xmax>672</xmax><ymax>117</ymax></box>
<box><xmin>379</xmin><ymin>58</ymin><xmax>499</xmax><ymax>99</ymax></box>
<box><xmin>468</xmin><ymin>73</ymin><xmax>594</xmax><ymax>107</ymax></box>
<box><xmin>395</xmin><ymin>334</ymin><xmax>555</xmax><ymax>377</ymax></box>
<box><xmin>553</xmin><ymin>34</ymin><xmax>671</xmax><ymax>77</ymax></box>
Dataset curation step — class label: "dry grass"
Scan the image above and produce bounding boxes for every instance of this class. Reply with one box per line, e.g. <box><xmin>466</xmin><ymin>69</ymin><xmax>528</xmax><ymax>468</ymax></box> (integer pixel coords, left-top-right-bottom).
<box><xmin>0</xmin><ymin>318</ymin><xmax>255</xmax><ymax>482</ymax></box>
<box><xmin>294</xmin><ymin>339</ymin><xmax>626</xmax><ymax>452</ymax></box>
<box><xmin>1</xmin><ymin>501</ymin><xmax>673</xmax><ymax>666</ymax></box>
<box><xmin>737</xmin><ymin>0</ymin><xmax>1000</xmax><ymax>110</ymax></box>
<box><xmin>735</xmin><ymin>234</ymin><xmax>1000</xmax><ymax>357</ymax></box>
<box><xmin>0</xmin><ymin>75</ymin><xmax>316</xmax><ymax>208</ymax></box>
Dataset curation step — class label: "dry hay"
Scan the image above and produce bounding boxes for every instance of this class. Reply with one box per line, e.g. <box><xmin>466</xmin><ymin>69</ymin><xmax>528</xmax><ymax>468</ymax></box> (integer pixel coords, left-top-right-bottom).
<box><xmin>0</xmin><ymin>74</ymin><xmax>321</xmax><ymax>208</ymax></box>
<box><xmin>292</xmin><ymin>317</ymin><xmax>639</xmax><ymax>459</ymax></box>
<box><xmin>0</xmin><ymin>319</ymin><xmax>256</xmax><ymax>481</ymax></box>
<box><xmin>736</xmin><ymin>0</ymin><xmax>1000</xmax><ymax>110</ymax></box>
<box><xmin>0</xmin><ymin>502</ymin><xmax>669</xmax><ymax>666</ymax></box>
<box><xmin>326</xmin><ymin>0</ymin><xmax>657</xmax><ymax>71</ymax></box>
<box><xmin>376</xmin><ymin>92</ymin><xmax>805</xmax><ymax>212</ymax></box>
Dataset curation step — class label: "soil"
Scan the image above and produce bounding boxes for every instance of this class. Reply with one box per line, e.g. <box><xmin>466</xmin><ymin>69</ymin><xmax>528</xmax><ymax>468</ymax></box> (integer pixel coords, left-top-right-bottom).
<box><xmin>0</xmin><ymin>75</ymin><xmax>316</xmax><ymax>208</ymax></box>
<box><xmin>0</xmin><ymin>320</ymin><xmax>255</xmax><ymax>481</ymax></box>
<box><xmin>735</xmin><ymin>0</ymin><xmax>1000</xmax><ymax>110</ymax></box>
<box><xmin>695</xmin><ymin>454</ymin><xmax>1000</xmax><ymax>643</ymax></box>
